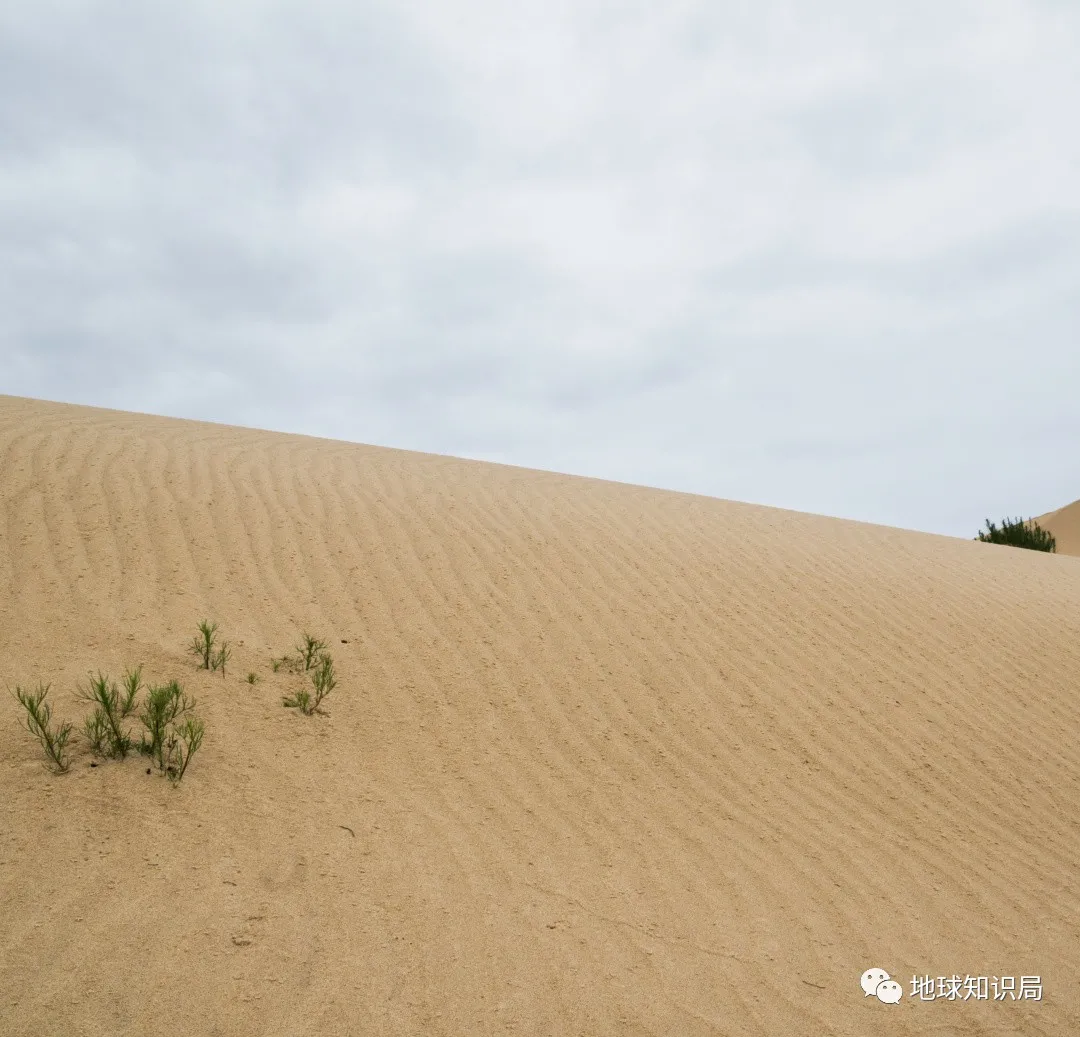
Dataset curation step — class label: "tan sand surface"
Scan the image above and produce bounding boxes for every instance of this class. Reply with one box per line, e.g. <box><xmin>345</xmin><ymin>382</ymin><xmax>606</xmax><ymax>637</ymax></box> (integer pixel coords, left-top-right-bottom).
<box><xmin>1037</xmin><ymin>501</ymin><xmax>1080</xmax><ymax>557</ymax></box>
<box><xmin>2</xmin><ymin>393</ymin><xmax>1079</xmax><ymax>1036</ymax></box>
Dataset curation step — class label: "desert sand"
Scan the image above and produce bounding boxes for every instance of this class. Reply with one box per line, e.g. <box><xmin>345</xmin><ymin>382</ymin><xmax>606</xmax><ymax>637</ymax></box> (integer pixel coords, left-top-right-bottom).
<box><xmin>2</xmin><ymin>393</ymin><xmax>1079</xmax><ymax>1036</ymax></box>
<box><xmin>1037</xmin><ymin>501</ymin><xmax>1080</xmax><ymax>558</ymax></box>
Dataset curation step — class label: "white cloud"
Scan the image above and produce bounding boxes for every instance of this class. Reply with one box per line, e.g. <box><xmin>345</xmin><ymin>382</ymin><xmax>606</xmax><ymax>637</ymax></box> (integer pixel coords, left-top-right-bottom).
<box><xmin>1</xmin><ymin>0</ymin><xmax>1078</xmax><ymax>537</ymax></box>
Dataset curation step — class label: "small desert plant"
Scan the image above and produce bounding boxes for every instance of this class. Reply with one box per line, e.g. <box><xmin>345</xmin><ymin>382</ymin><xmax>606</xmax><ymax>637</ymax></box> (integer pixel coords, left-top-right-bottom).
<box><xmin>311</xmin><ymin>653</ymin><xmax>336</xmax><ymax>710</ymax></box>
<box><xmin>83</xmin><ymin>709</ymin><xmax>111</xmax><ymax>757</ymax></box>
<box><xmin>189</xmin><ymin>619</ymin><xmax>219</xmax><ymax>669</ymax></box>
<box><xmin>80</xmin><ymin>672</ymin><xmax>133</xmax><ymax>759</ymax></box>
<box><xmin>12</xmin><ymin>683</ymin><xmax>73</xmax><ymax>773</ymax></box>
<box><xmin>282</xmin><ymin>686</ymin><xmax>312</xmax><ymax>714</ymax></box>
<box><xmin>271</xmin><ymin>653</ymin><xmax>302</xmax><ymax>674</ymax></box>
<box><xmin>210</xmin><ymin>641</ymin><xmax>232</xmax><ymax>677</ymax></box>
<box><xmin>245</xmin><ymin>672</ymin><xmax>259</xmax><ymax>685</ymax></box>
<box><xmin>119</xmin><ymin>665</ymin><xmax>143</xmax><ymax>716</ymax></box>
<box><xmin>138</xmin><ymin>680</ymin><xmax>196</xmax><ymax>773</ymax></box>
<box><xmin>975</xmin><ymin>517</ymin><xmax>1056</xmax><ymax>552</ymax></box>
<box><xmin>164</xmin><ymin>716</ymin><xmax>205</xmax><ymax>784</ymax></box>
<box><xmin>284</xmin><ymin>652</ymin><xmax>337</xmax><ymax>716</ymax></box>
<box><xmin>296</xmin><ymin>633</ymin><xmax>328</xmax><ymax>672</ymax></box>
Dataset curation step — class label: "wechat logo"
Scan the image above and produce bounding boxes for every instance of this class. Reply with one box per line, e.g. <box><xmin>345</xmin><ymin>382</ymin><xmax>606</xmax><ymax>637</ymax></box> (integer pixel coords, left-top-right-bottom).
<box><xmin>862</xmin><ymin>968</ymin><xmax>903</xmax><ymax>1004</ymax></box>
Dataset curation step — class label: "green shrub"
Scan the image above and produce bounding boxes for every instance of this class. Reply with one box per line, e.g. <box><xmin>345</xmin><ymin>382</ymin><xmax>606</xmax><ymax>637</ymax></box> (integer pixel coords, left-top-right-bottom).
<box><xmin>189</xmin><ymin>619</ymin><xmax>219</xmax><ymax>669</ymax></box>
<box><xmin>975</xmin><ymin>517</ymin><xmax>1056</xmax><ymax>552</ymax></box>
<box><xmin>246</xmin><ymin>672</ymin><xmax>259</xmax><ymax>685</ymax></box>
<box><xmin>12</xmin><ymin>683</ymin><xmax>73</xmax><ymax>773</ymax></box>
<box><xmin>83</xmin><ymin>709</ymin><xmax>111</xmax><ymax>757</ymax></box>
<box><xmin>138</xmin><ymin>680</ymin><xmax>195</xmax><ymax>773</ymax></box>
<box><xmin>16</xmin><ymin>658</ymin><xmax>206</xmax><ymax>784</ymax></box>
<box><xmin>120</xmin><ymin>665</ymin><xmax>143</xmax><ymax>716</ymax></box>
<box><xmin>284</xmin><ymin>652</ymin><xmax>337</xmax><ymax>716</ymax></box>
<box><xmin>80</xmin><ymin>673</ymin><xmax>134</xmax><ymax>759</ymax></box>
<box><xmin>210</xmin><ymin>641</ymin><xmax>231</xmax><ymax>678</ymax></box>
<box><xmin>296</xmin><ymin>633</ymin><xmax>328</xmax><ymax>672</ymax></box>
<box><xmin>311</xmin><ymin>653</ymin><xmax>336</xmax><ymax>710</ymax></box>
<box><xmin>165</xmin><ymin>717</ymin><xmax>205</xmax><ymax>784</ymax></box>
<box><xmin>282</xmin><ymin>687</ymin><xmax>312</xmax><ymax>713</ymax></box>
<box><xmin>271</xmin><ymin>654</ymin><xmax>302</xmax><ymax>674</ymax></box>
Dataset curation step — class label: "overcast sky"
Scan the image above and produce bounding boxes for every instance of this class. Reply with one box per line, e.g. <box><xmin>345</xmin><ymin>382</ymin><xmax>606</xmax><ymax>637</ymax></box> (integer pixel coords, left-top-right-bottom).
<box><xmin>3</xmin><ymin>0</ymin><xmax>1078</xmax><ymax>538</ymax></box>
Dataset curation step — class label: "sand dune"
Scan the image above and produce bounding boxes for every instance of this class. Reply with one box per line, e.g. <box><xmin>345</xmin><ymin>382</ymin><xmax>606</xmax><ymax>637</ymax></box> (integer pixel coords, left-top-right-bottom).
<box><xmin>1037</xmin><ymin>501</ymin><xmax>1080</xmax><ymax>557</ymax></box>
<box><xmin>2</xmin><ymin>393</ymin><xmax>1079</xmax><ymax>1036</ymax></box>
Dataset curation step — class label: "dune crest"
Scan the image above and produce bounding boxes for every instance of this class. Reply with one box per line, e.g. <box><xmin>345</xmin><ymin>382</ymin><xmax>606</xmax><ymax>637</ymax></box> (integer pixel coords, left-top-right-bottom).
<box><xmin>1037</xmin><ymin>500</ymin><xmax>1080</xmax><ymax>557</ymax></box>
<box><xmin>2</xmin><ymin>394</ymin><xmax>1079</xmax><ymax>1036</ymax></box>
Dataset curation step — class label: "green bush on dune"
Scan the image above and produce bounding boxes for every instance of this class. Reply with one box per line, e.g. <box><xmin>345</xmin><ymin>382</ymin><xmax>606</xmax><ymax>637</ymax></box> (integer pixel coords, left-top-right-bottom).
<box><xmin>138</xmin><ymin>679</ymin><xmax>197</xmax><ymax>774</ymax></box>
<box><xmin>140</xmin><ymin>677</ymin><xmax>205</xmax><ymax>784</ymax></box>
<box><xmin>975</xmin><ymin>517</ymin><xmax>1056</xmax><ymax>553</ymax></box>
<box><xmin>13</xmin><ymin>659</ymin><xmax>205</xmax><ymax>783</ymax></box>
<box><xmin>80</xmin><ymin>671</ymin><xmax>137</xmax><ymax>759</ymax></box>
<box><xmin>164</xmin><ymin>716</ymin><xmax>205</xmax><ymax>783</ymax></box>
<box><xmin>309</xmin><ymin>651</ymin><xmax>337</xmax><ymax>711</ymax></box>
<box><xmin>12</xmin><ymin>618</ymin><xmax>344</xmax><ymax>776</ymax></box>
<box><xmin>210</xmin><ymin>640</ymin><xmax>231</xmax><ymax>678</ymax></box>
<box><xmin>271</xmin><ymin>653</ymin><xmax>301</xmax><ymax>674</ymax></box>
<box><xmin>280</xmin><ymin>632</ymin><xmax>337</xmax><ymax>716</ymax></box>
<box><xmin>296</xmin><ymin>632</ymin><xmax>328</xmax><ymax>672</ymax></box>
<box><xmin>189</xmin><ymin>619</ymin><xmax>219</xmax><ymax>670</ymax></box>
<box><xmin>12</xmin><ymin>683</ymin><xmax>73</xmax><ymax>773</ymax></box>
<box><xmin>271</xmin><ymin>632</ymin><xmax>328</xmax><ymax>676</ymax></box>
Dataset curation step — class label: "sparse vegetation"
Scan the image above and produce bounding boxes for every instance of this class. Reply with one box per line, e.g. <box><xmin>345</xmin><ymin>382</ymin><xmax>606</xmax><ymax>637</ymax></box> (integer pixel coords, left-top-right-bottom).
<box><xmin>80</xmin><ymin>672</ymin><xmax>134</xmax><ymax>759</ymax></box>
<box><xmin>9</xmin><ymin>617</ymin><xmax>305</xmax><ymax>782</ymax></box>
<box><xmin>83</xmin><ymin>709</ymin><xmax>111</xmax><ymax>757</ymax></box>
<box><xmin>189</xmin><ymin>619</ymin><xmax>219</xmax><ymax>669</ymax></box>
<box><xmin>282</xmin><ymin>686</ymin><xmax>312</xmax><ymax>714</ymax></box>
<box><xmin>13</xmin><ymin>657</ymin><xmax>206</xmax><ymax>784</ymax></box>
<box><xmin>976</xmin><ymin>517</ymin><xmax>1056</xmax><ymax>553</ymax></box>
<box><xmin>284</xmin><ymin>650</ymin><xmax>337</xmax><ymax>716</ymax></box>
<box><xmin>296</xmin><ymin>633</ymin><xmax>328</xmax><ymax>672</ymax></box>
<box><xmin>311</xmin><ymin>653</ymin><xmax>336</xmax><ymax>710</ymax></box>
<box><xmin>138</xmin><ymin>680</ymin><xmax>197</xmax><ymax>774</ymax></box>
<box><xmin>165</xmin><ymin>717</ymin><xmax>205</xmax><ymax>783</ymax></box>
<box><xmin>12</xmin><ymin>683</ymin><xmax>73</xmax><ymax>773</ymax></box>
<box><xmin>271</xmin><ymin>654</ymin><xmax>301</xmax><ymax>674</ymax></box>
<box><xmin>120</xmin><ymin>665</ymin><xmax>143</xmax><ymax>716</ymax></box>
<box><xmin>211</xmin><ymin>641</ymin><xmax>232</xmax><ymax>678</ymax></box>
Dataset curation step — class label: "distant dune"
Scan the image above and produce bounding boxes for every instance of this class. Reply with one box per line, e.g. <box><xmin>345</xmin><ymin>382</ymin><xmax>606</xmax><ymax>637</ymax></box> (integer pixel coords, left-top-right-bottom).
<box><xmin>2</xmin><ymin>394</ymin><xmax>1079</xmax><ymax>1036</ymax></box>
<box><xmin>1037</xmin><ymin>500</ymin><xmax>1080</xmax><ymax>557</ymax></box>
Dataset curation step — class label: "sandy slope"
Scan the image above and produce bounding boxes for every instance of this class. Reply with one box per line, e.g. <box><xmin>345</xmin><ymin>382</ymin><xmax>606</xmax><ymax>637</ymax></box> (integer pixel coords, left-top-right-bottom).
<box><xmin>1</xmin><ymin>394</ymin><xmax>1079</xmax><ymax>1037</ymax></box>
<box><xmin>1037</xmin><ymin>501</ymin><xmax>1080</xmax><ymax>557</ymax></box>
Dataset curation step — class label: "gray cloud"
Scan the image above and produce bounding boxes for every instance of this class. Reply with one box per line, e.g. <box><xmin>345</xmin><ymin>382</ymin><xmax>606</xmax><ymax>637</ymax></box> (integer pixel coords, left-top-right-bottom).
<box><xmin>2</xmin><ymin>0</ymin><xmax>1078</xmax><ymax>538</ymax></box>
